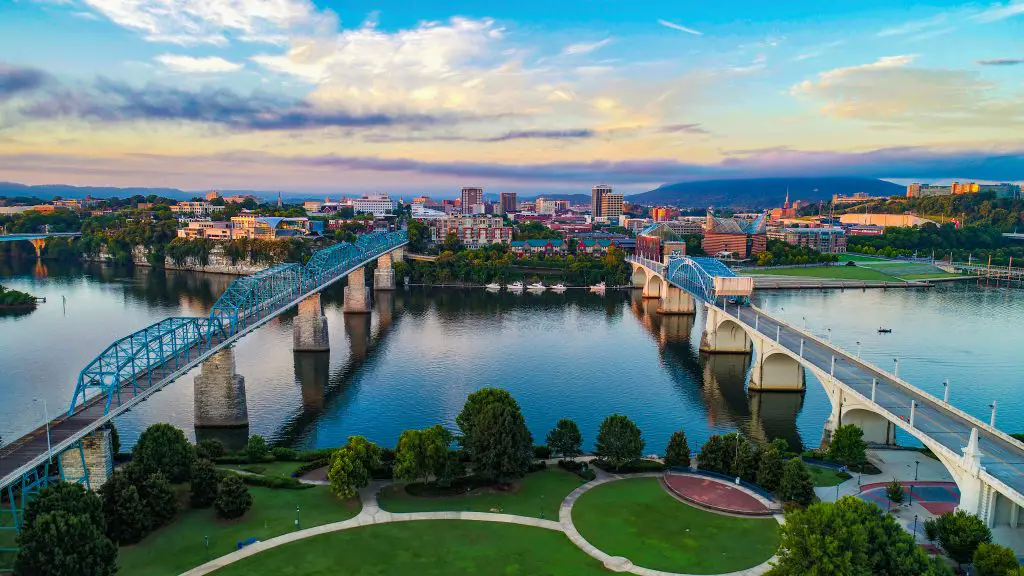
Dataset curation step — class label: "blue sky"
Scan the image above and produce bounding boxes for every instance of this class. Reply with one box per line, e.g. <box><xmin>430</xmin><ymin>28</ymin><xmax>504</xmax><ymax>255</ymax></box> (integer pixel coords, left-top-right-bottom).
<box><xmin>0</xmin><ymin>0</ymin><xmax>1021</xmax><ymax>195</ymax></box>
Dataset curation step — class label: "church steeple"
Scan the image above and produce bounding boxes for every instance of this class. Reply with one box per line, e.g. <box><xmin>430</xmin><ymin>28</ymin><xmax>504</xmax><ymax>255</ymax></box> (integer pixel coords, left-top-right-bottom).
<box><xmin>783</xmin><ymin>189</ymin><xmax>790</xmax><ymax>210</ymax></box>
<box><xmin>277</xmin><ymin>191</ymin><xmax>283</xmax><ymax>208</ymax></box>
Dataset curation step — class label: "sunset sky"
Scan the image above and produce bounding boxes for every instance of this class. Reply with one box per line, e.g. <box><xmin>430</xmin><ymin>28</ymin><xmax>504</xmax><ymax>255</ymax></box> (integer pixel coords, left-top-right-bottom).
<box><xmin>0</xmin><ymin>0</ymin><xmax>1022</xmax><ymax>196</ymax></box>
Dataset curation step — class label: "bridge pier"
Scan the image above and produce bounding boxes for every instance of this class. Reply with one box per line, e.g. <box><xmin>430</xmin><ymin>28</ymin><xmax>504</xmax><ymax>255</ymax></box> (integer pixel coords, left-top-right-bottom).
<box><xmin>57</xmin><ymin>428</ymin><xmax>113</xmax><ymax>489</ymax></box>
<box><xmin>294</xmin><ymin>352</ymin><xmax>330</xmax><ymax>411</ymax></box>
<box><xmin>374</xmin><ymin>253</ymin><xmax>396</xmax><ymax>291</ymax></box>
<box><xmin>344</xmin><ymin>313</ymin><xmax>371</xmax><ymax>361</ymax></box>
<box><xmin>344</xmin><ymin>266</ymin><xmax>371</xmax><ymax>313</ymax></box>
<box><xmin>657</xmin><ymin>285</ymin><xmax>695</xmax><ymax>315</ymax></box>
<box><xmin>193</xmin><ymin>347</ymin><xmax>249</xmax><ymax>429</ymax></box>
<box><xmin>293</xmin><ymin>293</ymin><xmax>330</xmax><ymax>352</ymax></box>
<box><xmin>642</xmin><ymin>274</ymin><xmax>664</xmax><ymax>300</ymax></box>
<box><xmin>630</xmin><ymin>264</ymin><xmax>647</xmax><ymax>288</ymax></box>
<box><xmin>749</xmin><ymin>349</ymin><xmax>805</xmax><ymax>392</ymax></box>
<box><xmin>28</xmin><ymin>238</ymin><xmax>46</xmax><ymax>259</ymax></box>
<box><xmin>700</xmin><ymin>304</ymin><xmax>752</xmax><ymax>353</ymax></box>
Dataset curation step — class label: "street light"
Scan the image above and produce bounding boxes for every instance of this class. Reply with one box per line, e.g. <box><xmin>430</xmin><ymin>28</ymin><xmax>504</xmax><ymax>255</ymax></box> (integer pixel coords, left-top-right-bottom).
<box><xmin>33</xmin><ymin>398</ymin><xmax>51</xmax><ymax>462</ymax></box>
<box><xmin>802</xmin><ymin>316</ymin><xmax>807</xmax><ymax>330</ymax></box>
<box><xmin>990</xmin><ymin>401</ymin><xmax>998</xmax><ymax>427</ymax></box>
<box><xmin>856</xmin><ymin>341</ymin><xmax>861</xmax><ymax>358</ymax></box>
<box><xmin>826</xmin><ymin>327</ymin><xmax>832</xmax><ymax>343</ymax></box>
<box><xmin>893</xmin><ymin>357</ymin><xmax>900</xmax><ymax>378</ymax></box>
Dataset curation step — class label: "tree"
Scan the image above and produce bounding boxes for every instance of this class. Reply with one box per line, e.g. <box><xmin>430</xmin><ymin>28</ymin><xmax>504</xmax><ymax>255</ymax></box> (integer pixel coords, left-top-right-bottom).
<box><xmin>457</xmin><ymin>388</ymin><xmax>533</xmax><ymax>483</ymax></box>
<box><xmin>245</xmin><ymin>435</ymin><xmax>269</xmax><ymax>463</ymax></box>
<box><xmin>696</xmin><ymin>435</ymin><xmax>731</xmax><ymax>474</ymax></box>
<box><xmin>328</xmin><ymin>436</ymin><xmax>383</xmax><ymax>499</ymax></box>
<box><xmin>828</xmin><ymin>424</ymin><xmax>867</xmax><ymax>468</ymax></box>
<box><xmin>99</xmin><ymin>468</ymin><xmax>150</xmax><ymax>545</ymax></box>
<box><xmin>767</xmin><ymin>496</ymin><xmax>935</xmax><ymax>576</ymax></box>
<box><xmin>756</xmin><ymin>444</ymin><xmax>784</xmax><ymax>492</ymax></box>
<box><xmin>932</xmin><ymin>509</ymin><xmax>992</xmax><ymax>567</ymax></box>
<box><xmin>140</xmin><ymin>472</ymin><xmax>177</xmax><ymax>528</ymax></box>
<box><xmin>732</xmin><ymin>438</ymin><xmax>760</xmax><ymax>483</ymax></box>
<box><xmin>885</xmin><ymin>479</ymin><xmax>904</xmax><ymax>508</ymax></box>
<box><xmin>778</xmin><ymin>458</ymin><xmax>816</xmax><ymax>506</ymax></box>
<box><xmin>973</xmin><ymin>543</ymin><xmax>1019</xmax><ymax>576</ymax></box>
<box><xmin>133</xmin><ymin>423</ymin><xmax>195</xmax><ymax>483</ymax></box>
<box><xmin>195</xmin><ymin>438</ymin><xmax>225</xmax><ymax>460</ymax></box>
<box><xmin>546</xmin><ymin>419</ymin><xmax>583</xmax><ymax>461</ymax></box>
<box><xmin>190</xmin><ymin>459</ymin><xmax>219</xmax><ymax>508</ymax></box>
<box><xmin>595</xmin><ymin>414</ymin><xmax>644</xmax><ymax>470</ymax></box>
<box><xmin>15</xmin><ymin>482</ymin><xmax>117</xmax><ymax>576</ymax></box>
<box><xmin>215</xmin><ymin>475</ymin><xmax>253</xmax><ymax>520</ymax></box>
<box><xmin>664</xmin><ymin>430</ymin><xmax>691</xmax><ymax>467</ymax></box>
<box><xmin>923</xmin><ymin>517</ymin><xmax>939</xmax><ymax>542</ymax></box>
<box><xmin>394</xmin><ymin>425</ymin><xmax>460</xmax><ymax>486</ymax></box>
<box><xmin>107</xmin><ymin>423</ymin><xmax>121</xmax><ymax>455</ymax></box>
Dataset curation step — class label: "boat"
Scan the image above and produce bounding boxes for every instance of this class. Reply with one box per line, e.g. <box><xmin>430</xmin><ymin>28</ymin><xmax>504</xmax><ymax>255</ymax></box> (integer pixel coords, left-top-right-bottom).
<box><xmin>589</xmin><ymin>282</ymin><xmax>606</xmax><ymax>293</ymax></box>
<box><xmin>485</xmin><ymin>283</ymin><xmax>501</xmax><ymax>290</ymax></box>
<box><xmin>551</xmin><ymin>283</ymin><xmax>567</xmax><ymax>292</ymax></box>
<box><xmin>878</xmin><ymin>327</ymin><xmax>893</xmax><ymax>333</ymax></box>
<box><xmin>527</xmin><ymin>282</ymin><xmax>547</xmax><ymax>291</ymax></box>
<box><xmin>506</xmin><ymin>281</ymin><xmax>524</xmax><ymax>291</ymax></box>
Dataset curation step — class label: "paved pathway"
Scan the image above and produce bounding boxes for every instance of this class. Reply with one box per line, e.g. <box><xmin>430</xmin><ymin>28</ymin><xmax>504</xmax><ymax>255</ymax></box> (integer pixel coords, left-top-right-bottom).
<box><xmin>181</xmin><ymin>472</ymin><xmax>780</xmax><ymax>576</ymax></box>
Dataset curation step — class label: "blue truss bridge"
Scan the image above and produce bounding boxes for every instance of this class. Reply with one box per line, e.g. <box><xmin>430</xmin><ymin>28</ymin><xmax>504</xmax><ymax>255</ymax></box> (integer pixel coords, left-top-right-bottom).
<box><xmin>0</xmin><ymin>231</ymin><xmax>407</xmax><ymax>538</ymax></box>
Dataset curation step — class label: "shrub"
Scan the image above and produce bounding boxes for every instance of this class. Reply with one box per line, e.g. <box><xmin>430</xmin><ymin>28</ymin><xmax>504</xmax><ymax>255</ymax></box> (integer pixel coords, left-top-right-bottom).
<box><xmin>886</xmin><ymin>479</ymin><xmax>905</xmax><ymax>506</ymax></box>
<box><xmin>973</xmin><ymin>542</ymin><xmax>1019</xmax><ymax>576</ymax></box>
<box><xmin>932</xmin><ymin>509</ymin><xmax>992</xmax><ymax>566</ymax></box>
<box><xmin>245</xmin><ymin>435</ymin><xmax>270</xmax><ymax>463</ymax></box>
<box><xmin>215</xmin><ymin>475</ymin><xmax>253</xmax><ymax>519</ymax></box>
<box><xmin>778</xmin><ymin>458</ymin><xmax>815</xmax><ymax>506</ymax></box>
<box><xmin>664</xmin><ymin>430</ymin><xmax>691</xmax><ymax>467</ymax></box>
<box><xmin>923</xmin><ymin>517</ymin><xmax>939</xmax><ymax>542</ymax></box>
<box><xmin>296</xmin><ymin>448</ymin><xmax>336</xmax><ymax>462</ymax></box>
<box><xmin>292</xmin><ymin>459</ymin><xmax>329</xmax><ymax>478</ymax></box>
<box><xmin>591</xmin><ymin>459</ymin><xmax>665</xmax><ymax>474</ymax></box>
<box><xmin>558</xmin><ymin>459</ymin><xmax>596</xmax><ymax>480</ymax></box>
<box><xmin>133</xmin><ymin>423</ymin><xmax>194</xmax><ymax>483</ymax></box>
<box><xmin>533</xmin><ymin>445</ymin><xmax>552</xmax><ymax>459</ymax></box>
<box><xmin>528</xmin><ymin>461</ymin><xmax>548</xmax><ymax>473</ymax></box>
<box><xmin>139</xmin><ymin>472</ymin><xmax>177</xmax><ymax>528</ymax></box>
<box><xmin>196</xmin><ymin>439</ymin><xmax>226</xmax><ymax>460</ymax></box>
<box><xmin>272</xmin><ymin>447</ymin><xmax>299</xmax><ymax>461</ymax></box>
<box><xmin>190</xmin><ymin>459</ymin><xmax>219</xmax><ymax>508</ymax></box>
<box><xmin>99</xmin><ymin>470</ymin><xmax>149</xmax><ymax>545</ymax></box>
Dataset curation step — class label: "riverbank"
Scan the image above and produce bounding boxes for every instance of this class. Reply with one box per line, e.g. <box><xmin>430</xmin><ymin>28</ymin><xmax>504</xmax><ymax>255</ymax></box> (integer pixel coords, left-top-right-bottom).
<box><xmin>0</xmin><ymin>284</ymin><xmax>37</xmax><ymax>312</ymax></box>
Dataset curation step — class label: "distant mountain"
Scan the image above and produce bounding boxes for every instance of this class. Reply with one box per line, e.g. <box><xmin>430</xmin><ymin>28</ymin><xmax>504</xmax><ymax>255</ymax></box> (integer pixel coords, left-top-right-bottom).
<box><xmin>0</xmin><ymin>182</ymin><xmax>281</xmax><ymax>202</ymax></box>
<box><xmin>631</xmin><ymin>177</ymin><xmax>905</xmax><ymax>209</ymax></box>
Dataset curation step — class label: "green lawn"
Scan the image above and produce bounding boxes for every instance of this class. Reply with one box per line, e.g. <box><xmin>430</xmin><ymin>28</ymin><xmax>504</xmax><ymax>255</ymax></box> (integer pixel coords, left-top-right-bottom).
<box><xmin>807</xmin><ymin>464</ymin><xmax>851</xmax><ymax>487</ymax></box>
<box><xmin>838</xmin><ymin>254</ymin><xmax>890</xmax><ymax>263</ymax></box>
<box><xmin>379</xmin><ymin>468</ymin><xmax>586</xmax><ymax>519</ymax></box>
<box><xmin>571</xmin><ymin>477</ymin><xmax>779</xmax><ymax>574</ymax></box>
<box><xmin>118</xmin><ymin>486</ymin><xmax>359</xmax><ymax>576</ymax></box>
<box><xmin>743</xmin><ymin>266</ymin><xmax>895</xmax><ymax>281</ymax></box>
<box><xmin>896</xmin><ymin>273</ymin><xmax>961</xmax><ymax>280</ymax></box>
<box><xmin>220</xmin><ymin>460</ymin><xmax>302</xmax><ymax>478</ymax></box>
<box><xmin>211</xmin><ymin>521</ymin><xmax>607</xmax><ymax>576</ymax></box>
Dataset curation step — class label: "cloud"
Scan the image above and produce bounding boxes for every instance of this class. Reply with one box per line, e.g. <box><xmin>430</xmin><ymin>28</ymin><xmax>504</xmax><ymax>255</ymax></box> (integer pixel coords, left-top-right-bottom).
<box><xmin>731</xmin><ymin>54</ymin><xmax>767</xmax><ymax>74</ymax></box>
<box><xmin>877</xmin><ymin>14</ymin><xmax>949</xmax><ymax>37</ymax></box>
<box><xmin>154</xmin><ymin>55</ymin><xmax>244</xmax><ymax>73</ymax></box>
<box><xmin>71</xmin><ymin>11</ymin><xmax>99</xmax><ymax>20</ymax></box>
<box><xmin>562</xmin><ymin>38</ymin><xmax>612</xmax><ymax>56</ymax></box>
<box><xmin>363</xmin><ymin>128</ymin><xmax>595</xmax><ymax>144</ymax></box>
<box><xmin>657</xmin><ymin>19</ymin><xmax>702</xmax><ymax>36</ymax></box>
<box><xmin>0</xmin><ymin>63</ymin><xmax>50</xmax><ymax>101</ymax></box>
<box><xmin>78</xmin><ymin>0</ymin><xmax>321</xmax><ymax>45</ymax></box>
<box><xmin>977</xmin><ymin>58</ymin><xmax>1024</xmax><ymax>66</ymax></box>
<box><xmin>658</xmin><ymin>123</ymin><xmax>708</xmax><ymax>134</ymax></box>
<box><xmin>974</xmin><ymin>0</ymin><xmax>1024</xmax><ymax>22</ymax></box>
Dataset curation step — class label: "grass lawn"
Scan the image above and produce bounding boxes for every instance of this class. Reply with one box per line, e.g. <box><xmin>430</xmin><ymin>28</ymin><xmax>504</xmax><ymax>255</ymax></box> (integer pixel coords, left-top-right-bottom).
<box><xmin>897</xmin><ymin>273</ymin><xmax>962</xmax><ymax>280</ymax></box>
<box><xmin>379</xmin><ymin>468</ymin><xmax>585</xmax><ymax>519</ymax></box>
<box><xmin>807</xmin><ymin>465</ymin><xmax>851</xmax><ymax>487</ymax></box>
<box><xmin>572</xmin><ymin>477</ymin><xmax>779</xmax><ymax>574</ymax></box>
<box><xmin>743</xmin><ymin>266</ymin><xmax>895</xmax><ymax>281</ymax></box>
<box><xmin>119</xmin><ymin>486</ymin><xmax>359</xmax><ymax>576</ymax></box>
<box><xmin>211</xmin><ymin>521</ymin><xmax>606</xmax><ymax>576</ymax></box>
<box><xmin>838</xmin><ymin>254</ymin><xmax>890</xmax><ymax>263</ymax></box>
<box><xmin>220</xmin><ymin>460</ymin><xmax>303</xmax><ymax>478</ymax></box>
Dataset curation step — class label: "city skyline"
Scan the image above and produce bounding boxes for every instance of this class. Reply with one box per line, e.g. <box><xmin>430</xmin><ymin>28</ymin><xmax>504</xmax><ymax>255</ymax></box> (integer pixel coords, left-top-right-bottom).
<box><xmin>1</xmin><ymin>0</ymin><xmax>1022</xmax><ymax>194</ymax></box>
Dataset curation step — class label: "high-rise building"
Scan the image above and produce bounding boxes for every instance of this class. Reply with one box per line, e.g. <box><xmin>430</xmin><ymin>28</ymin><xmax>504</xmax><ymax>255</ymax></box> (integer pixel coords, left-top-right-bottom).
<box><xmin>592</xmin><ymin>185</ymin><xmax>612</xmax><ymax>216</ymax></box>
<box><xmin>500</xmin><ymin>192</ymin><xmax>518</xmax><ymax>214</ymax></box>
<box><xmin>602</xmin><ymin>193</ymin><xmax>624</xmax><ymax>219</ymax></box>
<box><xmin>461</xmin><ymin>187</ymin><xmax>484</xmax><ymax>213</ymax></box>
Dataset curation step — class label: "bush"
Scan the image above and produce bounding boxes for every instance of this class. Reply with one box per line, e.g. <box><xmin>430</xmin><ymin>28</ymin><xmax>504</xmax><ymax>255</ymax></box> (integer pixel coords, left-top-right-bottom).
<box><xmin>190</xmin><ymin>459</ymin><xmax>219</xmax><ymax>508</ymax></box>
<box><xmin>196</xmin><ymin>439</ymin><xmax>226</xmax><ymax>460</ymax></box>
<box><xmin>245</xmin><ymin>435</ymin><xmax>270</xmax><ymax>463</ymax></box>
<box><xmin>778</xmin><ymin>458</ymin><xmax>815</xmax><ymax>506</ymax></box>
<box><xmin>272</xmin><ymin>447</ymin><xmax>299</xmax><ymax>461</ymax></box>
<box><xmin>558</xmin><ymin>459</ymin><xmax>596</xmax><ymax>481</ymax></box>
<box><xmin>933</xmin><ymin>509</ymin><xmax>992</xmax><ymax>566</ymax></box>
<box><xmin>99</xmin><ymin>470</ymin><xmax>149</xmax><ymax>545</ymax></box>
<box><xmin>886</xmin><ymin>479</ymin><xmax>905</xmax><ymax>506</ymax></box>
<box><xmin>973</xmin><ymin>542</ymin><xmax>1019</xmax><ymax>576</ymax></box>
<box><xmin>221</xmin><ymin>470</ymin><xmax>313</xmax><ymax>491</ymax></box>
<box><xmin>215</xmin><ymin>475</ymin><xmax>253</xmax><ymax>519</ymax></box>
<box><xmin>592</xmin><ymin>458</ymin><xmax>665</xmax><ymax>474</ymax></box>
<box><xmin>134</xmin><ymin>423</ymin><xmax>194</xmax><ymax>483</ymax></box>
<box><xmin>528</xmin><ymin>461</ymin><xmax>548</xmax><ymax>473</ymax></box>
<box><xmin>292</xmin><ymin>459</ymin><xmax>328</xmax><ymax>478</ymax></box>
<box><xmin>533</xmin><ymin>445</ymin><xmax>552</xmax><ymax>459</ymax></box>
<box><xmin>296</xmin><ymin>448</ymin><xmax>336</xmax><ymax>462</ymax></box>
<box><xmin>923</xmin><ymin>517</ymin><xmax>939</xmax><ymax>542</ymax></box>
<box><xmin>139</xmin><ymin>472</ymin><xmax>177</xmax><ymax>528</ymax></box>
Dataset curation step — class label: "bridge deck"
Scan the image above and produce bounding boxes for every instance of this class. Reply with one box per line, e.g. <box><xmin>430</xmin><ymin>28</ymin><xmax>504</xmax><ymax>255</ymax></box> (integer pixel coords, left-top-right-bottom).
<box><xmin>724</xmin><ymin>304</ymin><xmax>1024</xmax><ymax>499</ymax></box>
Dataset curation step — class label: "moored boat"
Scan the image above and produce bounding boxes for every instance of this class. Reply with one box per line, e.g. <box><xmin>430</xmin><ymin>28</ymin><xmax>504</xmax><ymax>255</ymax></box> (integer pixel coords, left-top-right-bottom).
<box><xmin>507</xmin><ymin>281</ymin><xmax>524</xmax><ymax>291</ymax></box>
<box><xmin>551</xmin><ymin>283</ymin><xmax>567</xmax><ymax>292</ymax></box>
<box><xmin>527</xmin><ymin>282</ymin><xmax>546</xmax><ymax>291</ymax></box>
<box><xmin>589</xmin><ymin>282</ymin><xmax>606</xmax><ymax>293</ymax></box>
<box><xmin>485</xmin><ymin>282</ymin><xmax>501</xmax><ymax>290</ymax></box>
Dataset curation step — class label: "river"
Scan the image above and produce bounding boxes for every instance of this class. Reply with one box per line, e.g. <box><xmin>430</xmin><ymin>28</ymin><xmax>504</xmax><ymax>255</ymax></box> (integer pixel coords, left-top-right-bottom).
<box><xmin>1</xmin><ymin>259</ymin><xmax>1021</xmax><ymax>455</ymax></box>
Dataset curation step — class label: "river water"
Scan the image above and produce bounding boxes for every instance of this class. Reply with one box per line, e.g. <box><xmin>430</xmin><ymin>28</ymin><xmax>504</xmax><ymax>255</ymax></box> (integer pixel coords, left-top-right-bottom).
<box><xmin>1</xmin><ymin>259</ymin><xmax>1021</xmax><ymax>455</ymax></box>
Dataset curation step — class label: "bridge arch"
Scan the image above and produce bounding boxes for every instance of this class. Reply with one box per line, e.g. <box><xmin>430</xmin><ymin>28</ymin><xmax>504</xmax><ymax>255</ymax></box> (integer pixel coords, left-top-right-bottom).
<box><xmin>630</xmin><ymin>264</ymin><xmax>648</xmax><ymax>288</ymax></box>
<box><xmin>643</xmin><ymin>274</ymin><xmax>664</xmax><ymax>299</ymax></box>
<box><xmin>750</xmin><ymin>350</ymin><xmax>805</xmax><ymax>391</ymax></box>
<box><xmin>700</xmin><ymin>316</ymin><xmax>752</xmax><ymax>354</ymax></box>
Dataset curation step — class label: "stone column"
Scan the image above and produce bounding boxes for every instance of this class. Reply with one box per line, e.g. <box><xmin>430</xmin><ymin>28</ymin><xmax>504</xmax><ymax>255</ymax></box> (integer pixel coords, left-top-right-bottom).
<box><xmin>193</xmin><ymin>347</ymin><xmax>249</xmax><ymax>429</ymax></box>
<box><xmin>657</xmin><ymin>285</ymin><xmax>696</xmax><ymax>315</ymax></box>
<box><xmin>344</xmin><ymin>266</ymin><xmax>371</xmax><ymax>313</ymax></box>
<box><xmin>58</xmin><ymin>429</ymin><xmax>113</xmax><ymax>489</ymax></box>
<box><xmin>344</xmin><ymin>313</ymin><xmax>371</xmax><ymax>361</ymax></box>
<box><xmin>393</xmin><ymin>246</ymin><xmax>405</xmax><ymax>262</ymax></box>
<box><xmin>293</xmin><ymin>292</ymin><xmax>330</xmax><ymax>352</ymax></box>
<box><xmin>374</xmin><ymin>252</ymin><xmax>396</xmax><ymax>291</ymax></box>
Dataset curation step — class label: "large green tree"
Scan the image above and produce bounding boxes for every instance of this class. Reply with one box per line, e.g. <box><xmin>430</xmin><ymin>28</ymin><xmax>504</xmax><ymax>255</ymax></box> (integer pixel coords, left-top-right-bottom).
<box><xmin>594</xmin><ymin>414</ymin><xmax>644</xmax><ymax>470</ymax></box>
<box><xmin>828</xmin><ymin>424</ymin><xmax>867</xmax><ymax>468</ymax></box>
<box><xmin>215</xmin><ymin>475</ymin><xmax>253</xmax><ymax>520</ymax></box>
<box><xmin>99</xmin><ymin>468</ymin><xmax>150</xmax><ymax>545</ymax></box>
<box><xmin>696</xmin><ymin>435</ymin><xmax>731</xmax><ymax>474</ymax></box>
<box><xmin>133</xmin><ymin>423</ymin><xmax>195</xmax><ymax>483</ymax></box>
<box><xmin>778</xmin><ymin>458</ymin><xmax>815</xmax><ymax>506</ymax></box>
<box><xmin>189</xmin><ymin>458</ymin><xmax>219</xmax><ymax>508</ymax></box>
<box><xmin>15</xmin><ymin>482</ymin><xmax>117</xmax><ymax>576</ymax></box>
<box><xmin>139</xmin><ymin>472</ymin><xmax>178</xmax><ymax>528</ymax></box>
<box><xmin>664</xmin><ymin>430</ymin><xmax>691</xmax><ymax>467</ymax></box>
<box><xmin>394</xmin><ymin>425</ymin><xmax>461</xmax><ymax>486</ymax></box>
<box><xmin>457</xmin><ymin>388</ymin><xmax>533</xmax><ymax>483</ymax></box>
<box><xmin>546</xmin><ymin>419</ymin><xmax>583</xmax><ymax>461</ymax></box>
<box><xmin>932</xmin><ymin>509</ymin><xmax>992</xmax><ymax>567</ymax></box>
<box><xmin>327</xmin><ymin>436</ymin><xmax>383</xmax><ymax>499</ymax></box>
<box><xmin>756</xmin><ymin>444</ymin><xmax>785</xmax><ymax>492</ymax></box>
<box><xmin>973</xmin><ymin>543</ymin><xmax>1019</xmax><ymax>576</ymax></box>
<box><xmin>768</xmin><ymin>496</ymin><xmax>936</xmax><ymax>576</ymax></box>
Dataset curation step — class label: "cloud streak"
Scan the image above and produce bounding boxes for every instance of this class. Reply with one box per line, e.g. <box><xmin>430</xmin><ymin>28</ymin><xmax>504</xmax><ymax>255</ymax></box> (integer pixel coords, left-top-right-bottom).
<box><xmin>977</xmin><ymin>58</ymin><xmax>1024</xmax><ymax>66</ymax></box>
<box><xmin>364</xmin><ymin>128</ymin><xmax>595</xmax><ymax>144</ymax></box>
<box><xmin>561</xmin><ymin>38</ymin><xmax>612</xmax><ymax>56</ymax></box>
<box><xmin>154</xmin><ymin>55</ymin><xmax>244</xmax><ymax>73</ymax></box>
<box><xmin>657</xmin><ymin>19</ymin><xmax>702</xmax><ymax>36</ymax></box>
<box><xmin>0</xmin><ymin>63</ymin><xmax>50</xmax><ymax>101</ymax></box>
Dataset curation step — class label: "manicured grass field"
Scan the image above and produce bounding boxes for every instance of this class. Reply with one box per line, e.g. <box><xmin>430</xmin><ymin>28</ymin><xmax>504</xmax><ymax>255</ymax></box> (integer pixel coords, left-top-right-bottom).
<box><xmin>571</xmin><ymin>477</ymin><xmax>779</xmax><ymax>574</ymax></box>
<box><xmin>211</xmin><ymin>521</ymin><xmax>607</xmax><ymax>576</ymax></box>
<box><xmin>221</xmin><ymin>460</ymin><xmax>303</xmax><ymax>478</ymax></box>
<box><xmin>119</xmin><ymin>486</ymin><xmax>359</xmax><ymax>576</ymax></box>
<box><xmin>807</xmin><ymin>464</ymin><xmax>851</xmax><ymax>487</ymax></box>
<box><xmin>838</xmin><ymin>254</ymin><xmax>890</xmax><ymax>263</ymax></box>
<box><xmin>379</xmin><ymin>468</ymin><xmax>585</xmax><ymax>519</ymax></box>
<box><xmin>743</xmin><ymin>266</ymin><xmax>894</xmax><ymax>281</ymax></box>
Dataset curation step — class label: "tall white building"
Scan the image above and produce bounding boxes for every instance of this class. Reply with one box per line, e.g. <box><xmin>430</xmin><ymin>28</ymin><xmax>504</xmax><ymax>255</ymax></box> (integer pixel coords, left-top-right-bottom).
<box><xmin>352</xmin><ymin>193</ymin><xmax>395</xmax><ymax>217</ymax></box>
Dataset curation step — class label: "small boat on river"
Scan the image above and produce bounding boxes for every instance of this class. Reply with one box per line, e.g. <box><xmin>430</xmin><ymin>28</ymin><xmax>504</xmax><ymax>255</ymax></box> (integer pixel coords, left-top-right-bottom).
<box><xmin>589</xmin><ymin>282</ymin><xmax>606</xmax><ymax>293</ymax></box>
<box><xmin>527</xmin><ymin>282</ymin><xmax>547</xmax><ymax>291</ymax></box>
<box><xmin>485</xmin><ymin>283</ymin><xmax>501</xmax><ymax>290</ymax></box>
<box><xmin>551</xmin><ymin>284</ymin><xmax>567</xmax><ymax>292</ymax></box>
<box><xmin>507</xmin><ymin>281</ymin><xmax>524</xmax><ymax>291</ymax></box>
<box><xmin>878</xmin><ymin>327</ymin><xmax>893</xmax><ymax>333</ymax></box>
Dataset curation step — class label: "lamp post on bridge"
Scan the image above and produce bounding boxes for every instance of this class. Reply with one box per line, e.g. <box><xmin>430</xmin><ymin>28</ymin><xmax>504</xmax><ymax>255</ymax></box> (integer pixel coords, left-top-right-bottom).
<box><xmin>990</xmin><ymin>401</ymin><xmax>997</xmax><ymax>427</ymax></box>
<box><xmin>893</xmin><ymin>357</ymin><xmax>899</xmax><ymax>378</ymax></box>
<box><xmin>826</xmin><ymin>328</ymin><xmax>832</xmax><ymax>343</ymax></box>
<box><xmin>802</xmin><ymin>316</ymin><xmax>807</xmax><ymax>330</ymax></box>
<box><xmin>33</xmin><ymin>397</ymin><xmax>52</xmax><ymax>463</ymax></box>
<box><xmin>943</xmin><ymin>379</ymin><xmax>949</xmax><ymax>403</ymax></box>
<box><xmin>856</xmin><ymin>341</ymin><xmax>861</xmax><ymax>358</ymax></box>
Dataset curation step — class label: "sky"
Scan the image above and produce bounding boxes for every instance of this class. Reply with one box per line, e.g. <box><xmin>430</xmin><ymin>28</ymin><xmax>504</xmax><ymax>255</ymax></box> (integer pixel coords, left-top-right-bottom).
<box><xmin>0</xmin><ymin>0</ymin><xmax>1022</xmax><ymax>196</ymax></box>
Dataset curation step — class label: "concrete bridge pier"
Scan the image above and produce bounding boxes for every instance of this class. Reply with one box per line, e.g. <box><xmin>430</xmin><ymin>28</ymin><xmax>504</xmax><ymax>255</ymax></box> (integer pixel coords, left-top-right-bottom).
<box><xmin>294</xmin><ymin>352</ymin><xmax>330</xmax><ymax>411</ymax></box>
<box><xmin>193</xmin><ymin>347</ymin><xmax>249</xmax><ymax>430</ymax></box>
<box><xmin>374</xmin><ymin>252</ymin><xmax>396</xmax><ymax>291</ymax></box>
<box><xmin>657</xmin><ymin>285</ymin><xmax>696</xmax><ymax>315</ymax></box>
<box><xmin>57</xmin><ymin>428</ymin><xmax>113</xmax><ymax>489</ymax></box>
<box><xmin>344</xmin><ymin>266</ymin><xmax>371</xmax><ymax>313</ymax></box>
<box><xmin>642</xmin><ymin>274</ymin><xmax>664</xmax><ymax>300</ymax></box>
<box><xmin>699</xmin><ymin>304</ymin><xmax>752</xmax><ymax>354</ymax></box>
<box><xmin>293</xmin><ymin>292</ymin><xmax>330</xmax><ymax>352</ymax></box>
<box><xmin>344</xmin><ymin>313</ymin><xmax>371</xmax><ymax>362</ymax></box>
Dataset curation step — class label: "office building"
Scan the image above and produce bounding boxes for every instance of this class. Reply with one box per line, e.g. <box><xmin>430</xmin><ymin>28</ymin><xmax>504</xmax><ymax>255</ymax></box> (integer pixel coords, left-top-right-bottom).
<box><xmin>461</xmin><ymin>187</ymin><xmax>484</xmax><ymax>213</ymax></box>
<box><xmin>170</xmin><ymin>201</ymin><xmax>224</xmax><ymax>218</ymax></box>
<box><xmin>602</xmin><ymin>193</ymin><xmax>624</xmax><ymax>219</ymax></box>
<box><xmin>351</xmin><ymin>193</ymin><xmax>395</xmax><ymax>217</ymax></box>
<box><xmin>500</xmin><ymin>192</ymin><xmax>518</xmax><ymax>214</ymax></box>
<box><xmin>592</xmin><ymin>184</ymin><xmax>612</xmax><ymax>216</ymax></box>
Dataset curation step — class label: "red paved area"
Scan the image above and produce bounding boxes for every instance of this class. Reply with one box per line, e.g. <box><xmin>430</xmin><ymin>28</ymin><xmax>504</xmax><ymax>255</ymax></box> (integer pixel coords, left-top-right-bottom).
<box><xmin>663</xmin><ymin>474</ymin><xmax>773</xmax><ymax>516</ymax></box>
